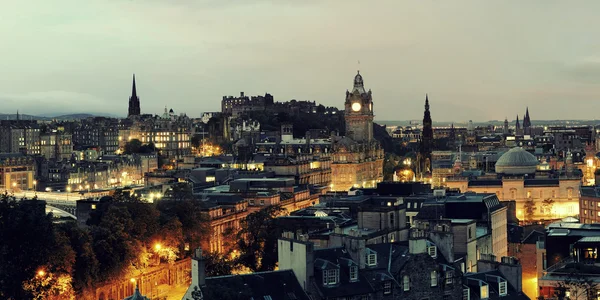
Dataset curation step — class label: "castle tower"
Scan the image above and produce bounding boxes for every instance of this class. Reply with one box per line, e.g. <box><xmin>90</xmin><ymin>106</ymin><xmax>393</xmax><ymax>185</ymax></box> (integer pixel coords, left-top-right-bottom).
<box><xmin>128</xmin><ymin>74</ymin><xmax>141</xmax><ymax>117</ymax></box>
<box><xmin>344</xmin><ymin>71</ymin><xmax>374</xmax><ymax>142</ymax></box>
<box><xmin>503</xmin><ymin>118</ymin><xmax>509</xmax><ymax>135</ymax></box>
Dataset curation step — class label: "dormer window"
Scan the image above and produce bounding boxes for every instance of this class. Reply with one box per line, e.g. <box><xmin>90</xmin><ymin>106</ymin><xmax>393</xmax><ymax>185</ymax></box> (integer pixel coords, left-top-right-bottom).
<box><xmin>367</xmin><ymin>253</ymin><xmax>376</xmax><ymax>266</ymax></box>
<box><xmin>322</xmin><ymin>269</ymin><xmax>339</xmax><ymax>286</ymax></box>
<box><xmin>403</xmin><ymin>275</ymin><xmax>410</xmax><ymax>291</ymax></box>
<box><xmin>463</xmin><ymin>287</ymin><xmax>470</xmax><ymax>300</ymax></box>
<box><xmin>498</xmin><ymin>280</ymin><xmax>507</xmax><ymax>296</ymax></box>
<box><xmin>427</xmin><ymin>246</ymin><xmax>437</xmax><ymax>259</ymax></box>
<box><xmin>480</xmin><ymin>284</ymin><xmax>489</xmax><ymax>299</ymax></box>
<box><xmin>349</xmin><ymin>266</ymin><xmax>358</xmax><ymax>282</ymax></box>
<box><xmin>383</xmin><ymin>281</ymin><xmax>392</xmax><ymax>294</ymax></box>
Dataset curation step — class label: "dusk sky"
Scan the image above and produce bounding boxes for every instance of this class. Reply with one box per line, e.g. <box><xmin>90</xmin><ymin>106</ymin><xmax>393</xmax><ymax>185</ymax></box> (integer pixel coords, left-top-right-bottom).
<box><xmin>2</xmin><ymin>0</ymin><xmax>600</xmax><ymax>121</ymax></box>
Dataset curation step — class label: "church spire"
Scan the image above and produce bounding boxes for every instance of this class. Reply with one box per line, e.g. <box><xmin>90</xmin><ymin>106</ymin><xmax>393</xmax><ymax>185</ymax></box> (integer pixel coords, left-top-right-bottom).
<box><xmin>128</xmin><ymin>74</ymin><xmax>141</xmax><ymax>117</ymax></box>
<box><xmin>425</xmin><ymin>94</ymin><xmax>430</xmax><ymax>111</ymax></box>
<box><xmin>131</xmin><ymin>74</ymin><xmax>137</xmax><ymax>99</ymax></box>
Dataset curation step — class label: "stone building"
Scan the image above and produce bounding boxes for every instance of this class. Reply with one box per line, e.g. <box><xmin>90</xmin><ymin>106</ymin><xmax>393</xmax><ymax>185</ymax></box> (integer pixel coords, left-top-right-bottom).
<box><xmin>446</xmin><ymin>147</ymin><xmax>581</xmax><ymax>221</ymax></box>
<box><xmin>40</xmin><ymin>130</ymin><xmax>73</xmax><ymax>160</ymax></box>
<box><xmin>0</xmin><ymin>153</ymin><xmax>36</xmax><ymax>191</ymax></box>
<box><xmin>330</xmin><ymin>71</ymin><xmax>384</xmax><ymax>191</ymax></box>
<box><xmin>0</xmin><ymin>119</ymin><xmax>41</xmax><ymax>155</ymax></box>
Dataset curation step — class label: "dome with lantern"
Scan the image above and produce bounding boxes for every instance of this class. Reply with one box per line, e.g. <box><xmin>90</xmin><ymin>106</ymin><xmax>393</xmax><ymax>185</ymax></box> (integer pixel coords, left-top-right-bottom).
<box><xmin>495</xmin><ymin>147</ymin><xmax>539</xmax><ymax>175</ymax></box>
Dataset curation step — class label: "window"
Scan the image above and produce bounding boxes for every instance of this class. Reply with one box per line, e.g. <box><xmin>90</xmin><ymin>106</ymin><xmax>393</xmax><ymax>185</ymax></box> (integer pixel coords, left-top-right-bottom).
<box><xmin>428</xmin><ymin>246</ymin><xmax>437</xmax><ymax>258</ymax></box>
<box><xmin>431</xmin><ymin>271</ymin><xmax>438</xmax><ymax>287</ymax></box>
<box><xmin>260</xmin><ymin>199</ymin><xmax>265</xmax><ymax>206</ymax></box>
<box><xmin>499</xmin><ymin>281</ymin><xmax>507</xmax><ymax>296</ymax></box>
<box><xmin>367</xmin><ymin>253</ymin><xmax>377</xmax><ymax>266</ymax></box>
<box><xmin>585</xmin><ymin>201</ymin><xmax>588</xmax><ymax>207</ymax></box>
<box><xmin>463</xmin><ymin>288</ymin><xmax>470</xmax><ymax>300</ymax></box>
<box><xmin>445</xmin><ymin>270</ymin><xmax>453</xmax><ymax>284</ymax></box>
<box><xmin>527</xmin><ymin>191</ymin><xmax>531</xmax><ymax>198</ymax></box>
<box><xmin>91</xmin><ymin>204</ymin><xmax>96</xmax><ymax>210</ymax></box>
<box><xmin>568</xmin><ymin>188</ymin><xmax>574</xmax><ymax>199</ymax></box>
<box><xmin>322</xmin><ymin>269</ymin><xmax>339</xmax><ymax>286</ymax></box>
<box><xmin>408</xmin><ymin>202</ymin><xmax>411</xmax><ymax>209</ymax></box>
<box><xmin>403</xmin><ymin>275</ymin><xmax>410</xmax><ymax>291</ymax></box>
<box><xmin>350</xmin><ymin>266</ymin><xmax>358</xmax><ymax>282</ymax></box>
<box><xmin>389</xmin><ymin>213</ymin><xmax>394</xmax><ymax>227</ymax></box>
<box><xmin>477</xmin><ymin>249</ymin><xmax>481</xmax><ymax>260</ymax></box>
<box><xmin>384</xmin><ymin>281</ymin><xmax>392</xmax><ymax>294</ymax></box>
<box><xmin>480</xmin><ymin>284</ymin><xmax>489</xmax><ymax>299</ymax></box>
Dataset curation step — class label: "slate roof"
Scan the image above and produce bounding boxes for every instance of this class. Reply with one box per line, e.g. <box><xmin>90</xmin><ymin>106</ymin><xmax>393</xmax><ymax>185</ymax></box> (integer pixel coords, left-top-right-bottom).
<box><xmin>312</xmin><ymin>247</ymin><xmax>374</xmax><ymax>298</ymax></box>
<box><xmin>205</xmin><ymin>270</ymin><xmax>310</xmax><ymax>300</ymax></box>
<box><xmin>464</xmin><ymin>271</ymin><xmax>530</xmax><ymax>300</ymax></box>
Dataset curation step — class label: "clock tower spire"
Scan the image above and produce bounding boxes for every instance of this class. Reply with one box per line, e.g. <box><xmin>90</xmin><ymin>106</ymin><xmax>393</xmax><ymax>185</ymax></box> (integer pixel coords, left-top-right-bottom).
<box><xmin>344</xmin><ymin>71</ymin><xmax>374</xmax><ymax>142</ymax></box>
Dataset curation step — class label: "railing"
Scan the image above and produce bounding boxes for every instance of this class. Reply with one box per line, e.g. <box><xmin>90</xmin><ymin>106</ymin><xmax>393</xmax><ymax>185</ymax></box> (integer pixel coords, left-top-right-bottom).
<box><xmin>545</xmin><ymin>256</ymin><xmax>575</xmax><ymax>273</ymax></box>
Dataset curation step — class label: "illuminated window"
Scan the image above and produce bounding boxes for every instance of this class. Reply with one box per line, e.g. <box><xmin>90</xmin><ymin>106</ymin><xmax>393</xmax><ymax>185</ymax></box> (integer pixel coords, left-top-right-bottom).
<box><xmin>403</xmin><ymin>275</ymin><xmax>410</xmax><ymax>291</ymax></box>
<box><xmin>480</xmin><ymin>284</ymin><xmax>489</xmax><ymax>299</ymax></box>
<box><xmin>91</xmin><ymin>204</ymin><xmax>96</xmax><ymax>210</ymax></box>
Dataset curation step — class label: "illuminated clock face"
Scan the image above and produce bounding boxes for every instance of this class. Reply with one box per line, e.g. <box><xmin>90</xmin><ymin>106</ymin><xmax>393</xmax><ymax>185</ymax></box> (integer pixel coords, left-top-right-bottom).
<box><xmin>352</xmin><ymin>102</ymin><xmax>361</xmax><ymax>112</ymax></box>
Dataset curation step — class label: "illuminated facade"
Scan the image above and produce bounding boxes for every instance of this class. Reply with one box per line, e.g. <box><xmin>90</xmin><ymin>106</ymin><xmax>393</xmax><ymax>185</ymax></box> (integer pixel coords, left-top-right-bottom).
<box><xmin>134</xmin><ymin>108</ymin><xmax>192</xmax><ymax>158</ymax></box>
<box><xmin>330</xmin><ymin>71</ymin><xmax>384</xmax><ymax>191</ymax></box>
<box><xmin>446</xmin><ymin>177</ymin><xmax>580</xmax><ymax>220</ymax></box>
<box><xmin>0</xmin><ymin>153</ymin><xmax>35</xmax><ymax>191</ymax></box>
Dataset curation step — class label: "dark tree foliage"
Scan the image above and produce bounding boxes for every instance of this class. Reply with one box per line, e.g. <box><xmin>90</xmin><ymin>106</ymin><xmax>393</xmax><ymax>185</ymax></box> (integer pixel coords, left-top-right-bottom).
<box><xmin>56</xmin><ymin>222</ymin><xmax>99</xmax><ymax>295</ymax></box>
<box><xmin>124</xmin><ymin>139</ymin><xmax>157</xmax><ymax>154</ymax></box>
<box><xmin>91</xmin><ymin>206</ymin><xmax>140</xmax><ymax>280</ymax></box>
<box><xmin>203</xmin><ymin>252</ymin><xmax>239</xmax><ymax>277</ymax></box>
<box><xmin>0</xmin><ymin>195</ymin><xmax>74</xmax><ymax>299</ymax></box>
<box><xmin>157</xmin><ymin>200</ymin><xmax>210</xmax><ymax>256</ymax></box>
<box><xmin>236</xmin><ymin>205</ymin><xmax>286</xmax><ymax>272</ymax></box>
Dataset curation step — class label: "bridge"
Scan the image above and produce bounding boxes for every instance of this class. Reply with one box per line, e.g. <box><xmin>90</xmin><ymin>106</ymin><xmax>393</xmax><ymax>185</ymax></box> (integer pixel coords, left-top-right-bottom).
<box><xmin>13</xmin><ymin>191</ymin><xmax>108</xmax><ymax>220</ymax></box>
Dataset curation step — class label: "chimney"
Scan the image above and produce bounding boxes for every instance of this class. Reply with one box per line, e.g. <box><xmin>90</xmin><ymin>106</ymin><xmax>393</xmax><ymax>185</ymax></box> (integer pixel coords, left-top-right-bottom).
<box><xmin>192</xmin><ymin>248</ymin><xmax>206</xmax><ymax>287</ymax></box>
<box><xmin>409</xmin><ymin>229</ymin><xmax>427</xmax><ymax>254</ymax></box>
<box><xmin>240</xmin><ymin>92</ymin><xmax>245</xmax><ymax>97</ymax></box>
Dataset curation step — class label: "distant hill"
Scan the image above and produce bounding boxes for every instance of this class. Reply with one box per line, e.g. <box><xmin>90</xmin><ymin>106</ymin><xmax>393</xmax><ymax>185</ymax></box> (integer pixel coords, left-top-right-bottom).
<box><xmin>0</xmin><ymin>113</ymin><xmax>118</xmax><ymax>121</ymax></box>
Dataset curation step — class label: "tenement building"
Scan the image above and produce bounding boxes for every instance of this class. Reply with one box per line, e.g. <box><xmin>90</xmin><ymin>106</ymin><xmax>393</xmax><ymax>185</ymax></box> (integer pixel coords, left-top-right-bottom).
<box><xmin>330</xmin><ymin>71</ymin><xmax>384</xmax><ymax>191</ymax></box>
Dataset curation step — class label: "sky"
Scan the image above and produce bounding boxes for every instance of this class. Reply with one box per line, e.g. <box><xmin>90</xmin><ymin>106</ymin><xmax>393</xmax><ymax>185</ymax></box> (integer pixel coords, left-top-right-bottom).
<box><xmin>2</xmin><ymin>0</ymin><xmax>600</xmax><ymax>121</ymax></box>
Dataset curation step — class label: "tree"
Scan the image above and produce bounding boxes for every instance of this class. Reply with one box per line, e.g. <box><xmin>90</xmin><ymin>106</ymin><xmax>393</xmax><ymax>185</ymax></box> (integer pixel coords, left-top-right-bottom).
<box><xmin>203</xmin><ymin>252</ymin><xmax>239</xmax><ymax>277</ymax></box>
<box><xmin>124</xmin><ymin>139</ymin><xmax>143</xmax><ymax>154</ymax></box>
<box><xmin>56</xmin><ymin>223</ymin><xmax>99</xmax><ymax>295</ymax></box>
<box><xmin>552</xmin><ymin>266</ymin><xmax>599</xmax><ymax>300</ymax></box>
<box><xmin>236</xmin><ymin>205</ymin><xmax>286</xmax><ymax>272</ymax></box>
<box><xmin>524</xmin><ymin>198</ymin><xmax>536</xmax><ymax>223</ymax></box>
<box><xmin>0</xmin><ymin>195</ymin><xmax>75</xmax><ymax>299</ymax></box>
<box><xmin>542</xmin><ymin>198</ymin><xmax>555</xmax><ymax>217</ymax></box>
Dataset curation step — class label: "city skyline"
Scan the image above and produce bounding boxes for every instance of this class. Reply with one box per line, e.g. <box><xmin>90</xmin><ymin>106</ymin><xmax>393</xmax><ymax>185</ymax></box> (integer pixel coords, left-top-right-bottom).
<box><xmin>2</xmin><ymin>1</ymin><xmax>600</xmax><ymax>120</ymax></box>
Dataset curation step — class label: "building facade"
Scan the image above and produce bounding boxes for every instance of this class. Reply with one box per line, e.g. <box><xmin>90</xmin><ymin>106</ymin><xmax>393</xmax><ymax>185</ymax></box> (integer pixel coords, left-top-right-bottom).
<box><xmin>330</xmin><ymin>71</ymin><xmax>384</xmax><ymax>191</ymax></box>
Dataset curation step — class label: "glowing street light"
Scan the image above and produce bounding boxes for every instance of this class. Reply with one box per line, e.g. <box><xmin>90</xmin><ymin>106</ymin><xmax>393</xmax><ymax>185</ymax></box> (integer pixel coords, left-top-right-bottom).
<box><xmin>130</xmin><ymin>278</ymin><xmax>136</xmax><ymax>283</ymax></box>
<box><xmin>37</xmin><ymin>269</ymin><xmax>45</xmax><ymax>277</ymax></box>
<box><xmin>154</xmin><ymin>243</ymin><xmax>162</xmax><ymax>251</ymax></box>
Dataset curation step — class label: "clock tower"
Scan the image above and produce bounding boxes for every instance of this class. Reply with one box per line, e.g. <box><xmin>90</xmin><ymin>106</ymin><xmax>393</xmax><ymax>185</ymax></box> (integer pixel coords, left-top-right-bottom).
<box><xmin>344</xmin><ymin>71</ymin><xmax>374</xmax><ymax>142</ymax></box>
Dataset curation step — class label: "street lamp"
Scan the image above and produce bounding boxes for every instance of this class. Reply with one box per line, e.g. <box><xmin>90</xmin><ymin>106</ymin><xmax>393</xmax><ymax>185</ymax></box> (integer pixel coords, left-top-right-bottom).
<box><xmin>37</xmin><ymin>269</ymin><xmax>45</xmax><ymax>277</ymax></box>
<box><xmin>67</xmin><ymin>186</ymin><xmax>72</xmax><ymax>201</ymax></box>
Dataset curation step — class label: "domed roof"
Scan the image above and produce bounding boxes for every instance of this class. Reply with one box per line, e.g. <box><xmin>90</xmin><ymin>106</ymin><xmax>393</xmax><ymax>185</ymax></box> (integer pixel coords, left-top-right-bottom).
<box><xmin>495</xmin><ymin>147</ymin><xmax>539</xmax><ymax>175</ymax></box>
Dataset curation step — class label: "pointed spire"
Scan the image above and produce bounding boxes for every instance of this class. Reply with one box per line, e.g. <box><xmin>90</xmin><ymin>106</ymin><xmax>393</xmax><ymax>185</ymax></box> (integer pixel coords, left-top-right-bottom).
<box><xmin>131</xmin><ymin>74</ymin><xmax>137</xmax><ymax>98</ymax></box>
<box><xmin>16</xmin><ymin>110</ymin><xmax>19</xmax><ymax>120</ymax></box>
<box><xmin>425</xmin><ymin>94</ymin><xmax>430</xmax><ymax>111</ymax></box>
